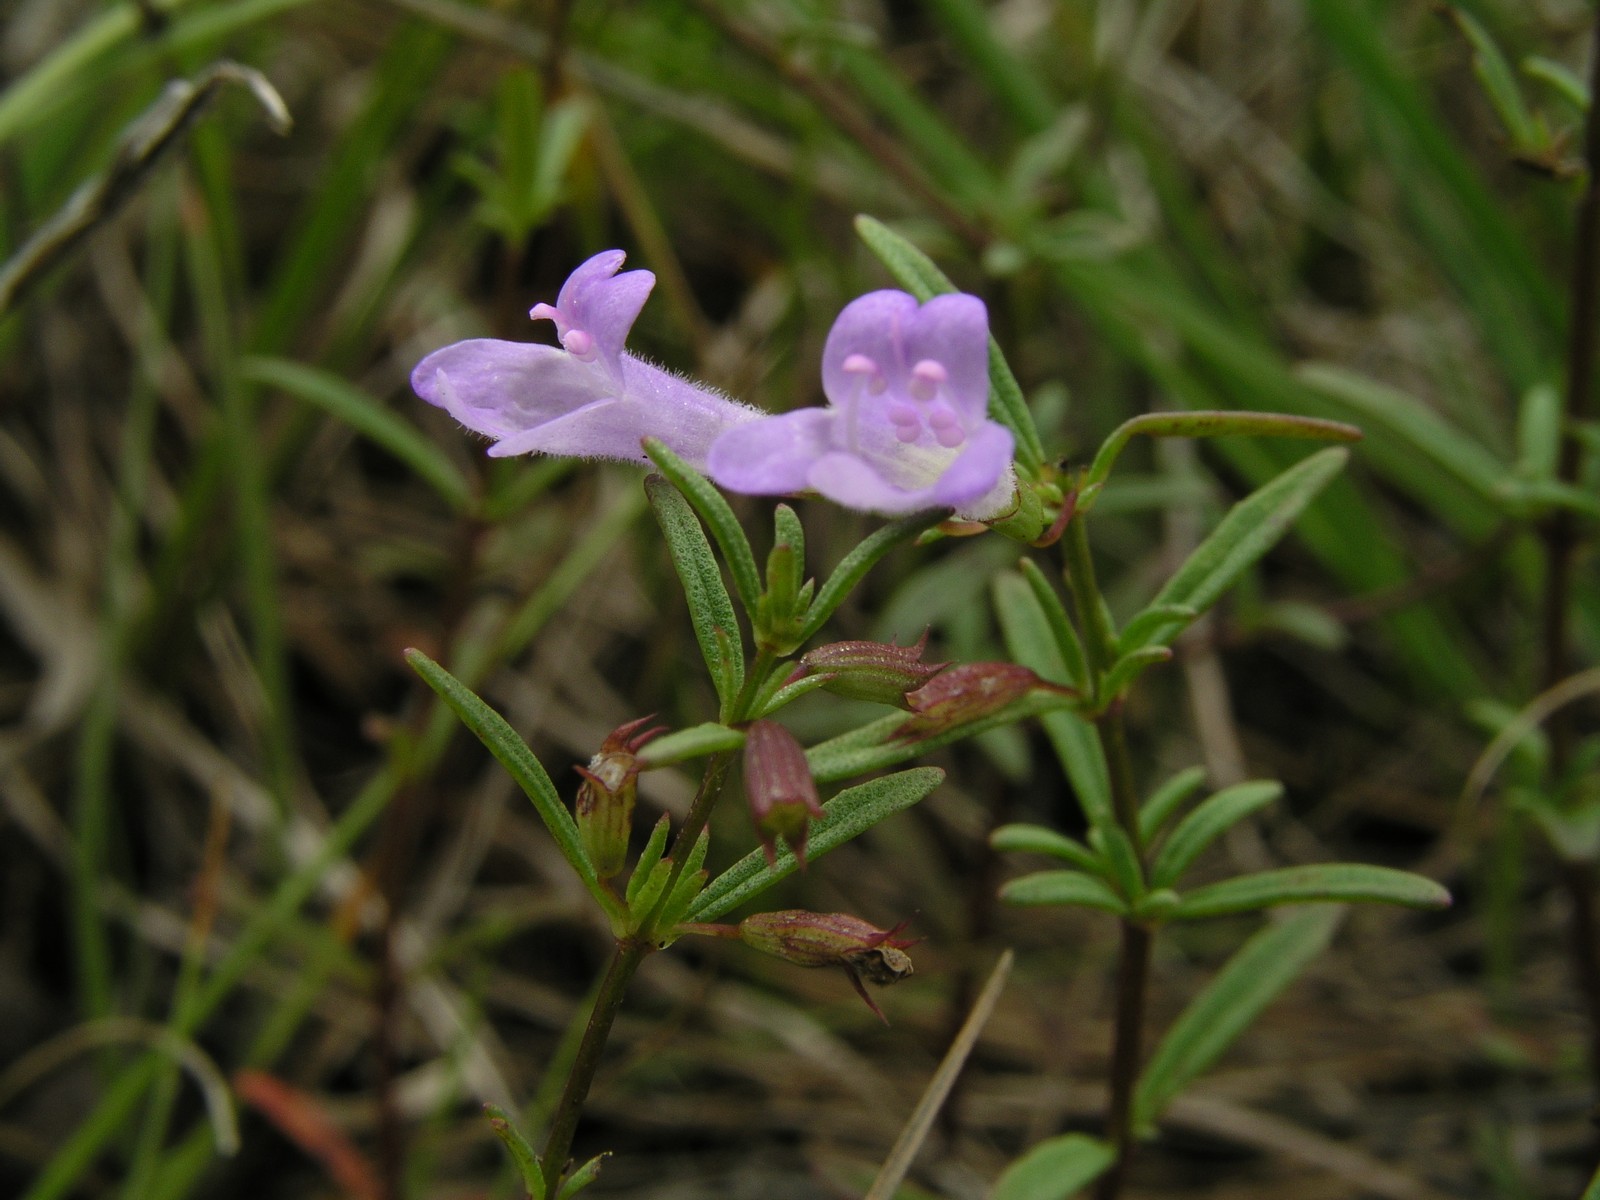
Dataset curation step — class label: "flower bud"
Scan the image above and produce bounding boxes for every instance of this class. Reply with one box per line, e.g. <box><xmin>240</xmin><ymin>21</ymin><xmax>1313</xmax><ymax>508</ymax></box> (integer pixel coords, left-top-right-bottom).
<box><xmin>738</xmin><ymin>910</ymin><xmax>916</xmax><ymax>1022</ymax></box>
<box><xmin>800</xmin><ymin>632</ymin><xmax>948</xmax><ymax>708</ymax></box>
<box><xmin>898</xmin><ymin>662</ymin><xmax>1072</xmax><ymax>740</ymax></box>
<box><xmin>575</xmin><ymin>715</ymin><xmax>663</xmax><ymax>880</ymax></box>
<box><xmin>743</xmin><ymin>719</ymin><xmax>825</xmax><ymax>866</ymax></box>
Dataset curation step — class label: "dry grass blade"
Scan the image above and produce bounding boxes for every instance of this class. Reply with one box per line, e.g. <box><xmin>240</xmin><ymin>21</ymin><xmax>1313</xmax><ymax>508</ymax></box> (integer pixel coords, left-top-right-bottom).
<box><xmin>0</xmin><ymin>61</ymin><xmax>290</xmax><ymax>314</ymax></box>
<box><xmin>864</xmin><ymin>950</ymin><xmax>1014</xmax><ymax>1200</ymax></box>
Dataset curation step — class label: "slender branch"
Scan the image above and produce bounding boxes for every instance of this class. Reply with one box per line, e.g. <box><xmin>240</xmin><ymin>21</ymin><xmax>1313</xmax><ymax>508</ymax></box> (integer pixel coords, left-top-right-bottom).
<box><xmin>1061</xmin><ymin>514</ymin><xmax>1154</xmax><ymax>1200</ymax></box>
<box><xmin>1096</xmin><ymin>920</ymin><xmax>1152</xmax><ymax>1200</ymax></box>
<box><xmin>537</xmin><ymin>937</ymin><xmax>649</xmax><ymax>1198</ymax></box>
<box><xmin>537</xmin><ymin>746</ymin><xmax>737</xmax><ymax>1195</ymax></box>
<box><xmin>1062</xmin><ymin>515</ymin><xmax>1119</xmax><ymax>689</ymax></box>
<box><xmin>1093</xmin><ymin>705</ymin><xmax>1152</xmax><ymax>1200</ymax></box>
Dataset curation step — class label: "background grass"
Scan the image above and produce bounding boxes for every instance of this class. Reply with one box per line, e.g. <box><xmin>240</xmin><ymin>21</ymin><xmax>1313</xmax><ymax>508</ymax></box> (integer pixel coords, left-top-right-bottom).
<box><xmin>1</xmin><ymin>0</ymin><xmax>1596</xmax><ymax>1197</ymax></box>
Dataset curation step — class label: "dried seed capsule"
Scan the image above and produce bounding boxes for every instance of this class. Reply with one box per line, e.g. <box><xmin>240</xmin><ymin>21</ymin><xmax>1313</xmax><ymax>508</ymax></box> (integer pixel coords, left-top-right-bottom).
<box><xmin>738</xmin><ymin>910</ymin><xmax>916</xmax><ymax>1022</ymax></box>
<box><xmin>743</xmin><ymin>719</ymin><xmax>825</xmax><ymax>866</ymax></box>
<box><xmin>799</xmin><ymin>632</ymin><xmax>948</xmax><ymax>708</ymax></box>
<box><xmin>575</xmin><ymin>715</ymin><xmax>662</xmax><ymax>880</ymax></box>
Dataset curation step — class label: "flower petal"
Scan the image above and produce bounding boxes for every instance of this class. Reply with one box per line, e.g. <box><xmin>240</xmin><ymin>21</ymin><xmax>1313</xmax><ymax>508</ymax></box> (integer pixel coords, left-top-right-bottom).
<box><xmin>805</xmin><ymin>451</ymin><xmax>943</xmax><ymax>514</ymax></box>
<box><xmin>412</xmin><ymin>339</ymin><xmax>608</xmax><ymax>443</ymax></box>
<box><xmin>706</xmin><ymin>408</ymin><xmax>838</xmax><ymax>494</ymax></box>
<box><xmin>531</xmin><ymin>250</ymin><xmax>655</xmax><ymax>380</ymax></box>
<box><xmin>929</xmin><ymin>422</ymin><xmax>1015</xmax><ymax>513</ymax></box>
<box><xmin>901</xmin><ymin>293</ymin><xmax>989</xmax><ymax>423</ymax></box>
<box><xmin>821</xmin><ymin>291</ymin><xmax>921</xmax><ymax>406</ymax></box>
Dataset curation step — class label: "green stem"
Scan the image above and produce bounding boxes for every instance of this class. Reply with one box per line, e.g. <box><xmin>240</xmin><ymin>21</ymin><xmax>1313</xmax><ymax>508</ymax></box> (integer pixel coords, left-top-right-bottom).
<box><xmin>1092</xmin><ymin>706</ymin><xmax>1151</xmax><ymax>1200</ymax></box>
<box><xmin>1061</xmin><ymin>513</ymin><xmax>1153</xmax><ymax>1200</ymax></box>
<box><xmin>536</xmin><ymin>936</ymin><xmax>649</xmax><ymax>1199</ymax></box>
<box><xmin>1062</xmin><ymin>513</ymin><xmax>1119</xmax><ymax>701</ymax></box>
<box><xmin>538</xmin><ymin>747</ymin><xmax>738</xmax><ymax>1195</ymax></box>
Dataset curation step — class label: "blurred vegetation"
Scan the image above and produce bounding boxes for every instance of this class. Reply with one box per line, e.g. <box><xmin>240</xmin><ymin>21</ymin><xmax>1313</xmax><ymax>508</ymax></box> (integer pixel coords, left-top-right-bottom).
<box><xmin>0</xmin><ymin>0</ymin><xmax>1597</xmax><ymax>1197</ymax></box>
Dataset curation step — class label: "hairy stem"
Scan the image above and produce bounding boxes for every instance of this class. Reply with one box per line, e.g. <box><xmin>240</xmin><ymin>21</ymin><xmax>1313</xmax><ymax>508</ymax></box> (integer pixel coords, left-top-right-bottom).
<box><xmin>1545</xmin><ymin>0</ymin><xmax>1600</xmax><ymax>1098</ymax></box>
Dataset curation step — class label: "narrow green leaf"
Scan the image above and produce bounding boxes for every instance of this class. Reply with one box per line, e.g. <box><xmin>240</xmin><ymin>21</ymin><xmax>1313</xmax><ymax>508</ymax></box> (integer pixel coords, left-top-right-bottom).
<box><xmin>1150</xmin><ymin>782</ymin><xmax>1282</xmax><ymax>889</ymax></box>
<box><xmin>646</xmin><ymin>475</ymin><xmax>744</xmax><ymax>713</ymax></box>
<box><xmin>1117</xmin><ymin>604</ymin><xmax>1199</xmax><ymax>656</ymax></box>
<box><xmin>752</xmin><ymin>671</ymin><xmax>836</xmax><ymax>719</ymax></box>
<box><xmin>636</xmin><ymin>723</ymin><xmax>745</xmax><ymax>767</ymax></box>
<box><xmin>242</xmin><ymin>356</ymin><xmax>472</xmax><ymax>511</ymax></box>
<box><xmin>657</xmin><ymin>831</ymin><xmax>710</xmax><ymax>934</ymax></box>
<box><xmin>1139</xmin><ymin>766</ymin><xmax>1209</xmax><ymax>843</ymax></box>
<box><xmin>853</xmin><ymin>215</ymin><xmax>1046</xmax><ymax>470</ymax></box>
<box><xmin>686</xmin><ymin>767</ymin><xmax>944</xmax><ymax>922</ymax></box>
<box><xmin>404</xmin><ymin>651</ymin><xmax>618</xmax><ymax>920</ymax></box>
<box><xmin>990</xmin><ymin>824</ymin><xmax>1100</xmax><ymax>873</ymax></box>
<box><xmin>773</xmin><ymin>503</ymin><xmax>806</xmax><ymax>569</ymax></box>
<box><xmin>799</xmin><ymin>512</ymin><xmax>944</xmax><ymax>643</ymax></box>
<box><xmin>992</xmin><ymin>572</ymin><xmax>1074</xmax><ymax>687</ymax></box>
<box><xmin>1583</xmin><ymin>1153</ymin><xmax>1600</xmax><ymax>1200</ymax></box>
<box><xmin>557</xmin><ymin>1151</ymin><xmax>610</xmax><ymax>1198</ymax></box>
<box><xmin>1524</xmin><ymin>55</ymin><xmax>1588</xmax><ymax>110</ymax></box>
<box><xmin>1132</xmin><ymin>907</ymin><xmax>1343</xmax><ymax>1128</ymax></box>
<box><xmin>803</xmin><ymin>691</ymin><xmax>1080</xmax><ymax>784</ymax></box>
<box><xmin>645</xmin><ymin>440</ymin><xmax>761</xmax><ymax>615</ymax></box>
<box><xmin>625</xmin><ymin>814</ymin><xmax>672</xmax><ymax>909</ymax></box>
<box><xmin>1017</xmin><ymin>559</ymin><xmax>1089</xmax><ymax>687</ymax></box>
<box><xmin>991</xmin><ymin>569</ymin><xmax>1113</xmax><ymax>830</ymax></box>
<box><xmin>1099</xmin><ymin>645</ymin><xmax>1173</xmax><ymax>702</ymax></box>
<box><xmin>1296</xmin><ymin>364</ymin><xmax>1506</xmax><ymax>506</ymax></box>
<box><xmin>990</xmin><ymin>1133</ymin><xmax>1115</xmax><ymax>1200</ymax></box>
<box><xmin>1501</xmin><ymin>477</ymin><xmax>1600</xmax><ymax>519</ymax></box>
<box><xmin>925</xmin><ymin>0</ymin><xmax>1056</xmax><ymax>133</ymax></box>
<box><xmin>484</xmin><ymin>1105</ymin><xmax>544</xmax><ymax>1195</ymax></box>
<box><xmin>1515</xmin><ymin>382</ymin><xmax>1562</xmax><ymax>483</ymax></box>
<box><xmin>1149</xmin><ymin>447</ymin><xmax>1349</xmax><ymax>642</ymax></box>
<box><xmin>1448</xmin><ymin>8</ymin><xmax>1537</xmax><ymax>146</ymax></box>
<box><xmin>1082</xmin><ymin>411</ymin><xmax>1361</xmax><ymax>501</ymax></box>
<box><xmin>1091</xmin><ymin>826</ymin><xmax>1145</xmax><ymax>901</ymax></box>
<box><xmin>1174</xmin><ymin>864</ymin><xmax>1452</xmax><ymax>920</ymax></box>
<box><xmin>627</xmin><ymin>858</ymin><xmax>672</xmax><ymax>926</ymax></box>
<box><xmin>999</xmin><ymin>870</ymin><xmax>1127</xmax><ymax>915</ymax></box>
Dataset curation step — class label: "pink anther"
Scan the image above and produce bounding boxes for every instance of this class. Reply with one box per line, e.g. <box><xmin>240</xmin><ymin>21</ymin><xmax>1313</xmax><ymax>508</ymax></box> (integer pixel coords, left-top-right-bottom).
<box><xmin>562</xmin><ymin>328</ymin><xmax>597</xmax><ymax>361</ymax></box>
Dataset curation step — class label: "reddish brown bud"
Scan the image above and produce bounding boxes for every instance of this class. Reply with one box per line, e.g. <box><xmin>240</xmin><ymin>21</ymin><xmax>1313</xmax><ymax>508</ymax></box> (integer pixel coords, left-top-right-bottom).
<box><xmin>800</xmin><ymin>631</ymin><xmax>949</xmax><ymax>708</ymax></box>
<box><xmin>575</xmin><ymin>716</ymin><xmax>663</xmax><ymax>880</ymax></box>
<box><xmin>897</xmin><ymin>662</ymin><xmax>1072</xmax><ymax>740</ymax></box>
<box><xmin>738</xmin><ymin>910</ymin><xmax>916</xmax><ymax>1022</ymax></box>
<box><xmin>743</xmin><ymin>720</ymin><xmax>824</xmax><ymax>866</ymax></box>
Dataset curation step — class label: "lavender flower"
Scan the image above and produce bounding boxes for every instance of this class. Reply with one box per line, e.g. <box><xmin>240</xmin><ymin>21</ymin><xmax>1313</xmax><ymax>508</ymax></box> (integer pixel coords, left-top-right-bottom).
<box><xmin>707</xmin><ymin>290</ymin><xmax>1017</xmax><ymax>517</ymax></box>
<box><xmin>411</xmin><ymin>250</ymin><xmax>758</xmax><ymax>467</ymax></box>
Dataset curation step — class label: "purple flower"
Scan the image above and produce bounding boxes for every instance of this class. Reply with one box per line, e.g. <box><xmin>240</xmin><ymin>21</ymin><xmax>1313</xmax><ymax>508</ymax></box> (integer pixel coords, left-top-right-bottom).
<box><xmin>707</xmin><ymin>290</ymin><xmax>1016</xmax><ymax>517</ymax></box>
<box><xmin>411</xmin><ymin>251</ymin><xmax>758</xmax><ymax>467</ymax></box>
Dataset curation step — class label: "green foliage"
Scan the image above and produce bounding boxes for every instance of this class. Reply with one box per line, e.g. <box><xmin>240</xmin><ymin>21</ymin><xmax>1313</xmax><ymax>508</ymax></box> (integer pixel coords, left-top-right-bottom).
<box><xmin>990</xmin><ymin>1133</ymin><xmax>1115</xmax><ymax>1200</ymax></box>
<box><xmin>686</xmin><ymin>767</ymin><xmax>945</xmax><ymax>923</ymax></box>
<box><xmin>1132</xmin><ymin>908</ymin><xmax>1344</xmax><ymax>1129</ymax></box>
<box><xmin>646</xmin><ymin>475</ymin><xmax>746</xmax><ymax>717</ymax></box>
<box><xmin>1173</xmin><ymin>865</ymin><xmax>1453</xmax><ymax>920</ymax></box>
